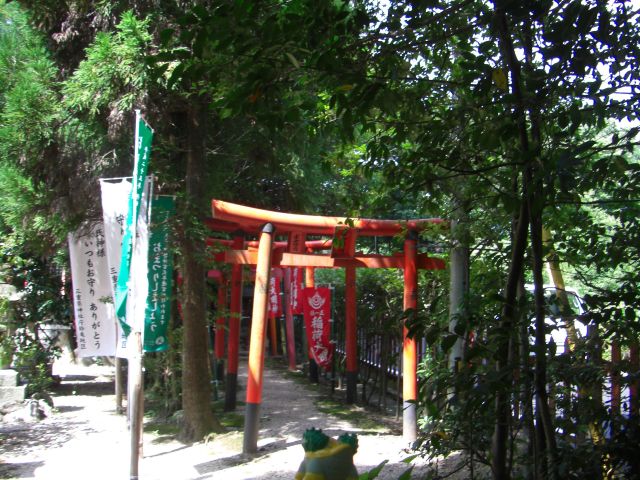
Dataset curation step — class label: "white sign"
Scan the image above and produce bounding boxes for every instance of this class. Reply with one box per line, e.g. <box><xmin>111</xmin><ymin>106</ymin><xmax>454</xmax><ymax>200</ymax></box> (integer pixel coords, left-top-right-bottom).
<box><xmin>99</xmin><ymin>178</ymin><xmax>132</xmax><ymax>357</ymax></box>
<box><xmin>68</xmin><ymin>223</ymin><xmax>117</xmax><ymax>357</ymax></box>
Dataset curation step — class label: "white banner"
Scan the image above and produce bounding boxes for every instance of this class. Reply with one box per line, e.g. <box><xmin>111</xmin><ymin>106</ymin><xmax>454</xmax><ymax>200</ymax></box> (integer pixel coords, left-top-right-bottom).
<box><xmin>127</xmin><ymin>178</ymin><xmax>151</xmax><ymax>337</ymax></box>
<box><xmin>99</xmin><ymin>178</ymin><xmax>132</xmax><ymax>357</ymax></box>
<box><xmin>68</xmin><ymin>223</ymin><xmax>117</xmax><ymax>357</ymax></box>
<box><xmin>99</xmin><ymin>177</ymin><xmax>151</xmax><ymax>358</ymax></box>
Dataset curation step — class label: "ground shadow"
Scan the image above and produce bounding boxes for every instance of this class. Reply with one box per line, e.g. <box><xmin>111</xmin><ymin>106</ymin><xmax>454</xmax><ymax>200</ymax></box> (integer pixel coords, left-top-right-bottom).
<box><xmin>0</xmin><ymin>420</ymin><xmax>90</xmax><ymax>457</ymax></box>
<box><xmin>0</xmin><ymin>460</ymin><xmax>44</xmax><ymax>479</ymax></box>
<box><xmin>55</xmin><ymin>405</ymin><xmax>84</xmax><ymax>414</ymax></box>
<box><xmin>194</xmin><ymin>452</ymin><xmax>251</xmax><ymax>475</ymax></box>
<box><xmin>53</xmin><ymin>379</ymin><xmax>114</xmax><ymax>397</ymax></box>
<box><xmin>144</xmin><ymin>444</ymin><xmax>191</xmax><ymax>458</ymax></box>
<box><xmin>57</xmin><ymin>374</ymin><xmax>96</xmax><ymax>382</ymax></box>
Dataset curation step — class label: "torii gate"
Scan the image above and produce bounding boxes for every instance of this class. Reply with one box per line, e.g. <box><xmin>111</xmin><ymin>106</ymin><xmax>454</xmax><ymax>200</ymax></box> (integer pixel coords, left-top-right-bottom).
<box><xmin>206</xmin><ymin>200</ymin><xmax>446</xmax><ymax>453</ymax></box>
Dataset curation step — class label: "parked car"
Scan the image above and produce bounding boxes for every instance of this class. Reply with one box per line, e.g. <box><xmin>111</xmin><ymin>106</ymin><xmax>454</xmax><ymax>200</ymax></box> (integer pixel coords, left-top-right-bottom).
<box><xmin>525</xmin><ymin>284</ymin><xmax>587</xmax><ymax>355</ymax></box>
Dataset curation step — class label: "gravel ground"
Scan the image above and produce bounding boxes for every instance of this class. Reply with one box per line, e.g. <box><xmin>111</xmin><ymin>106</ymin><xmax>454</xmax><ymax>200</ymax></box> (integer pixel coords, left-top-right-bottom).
<box><xmin>0</xmin><ymin>359</ymin><xmax>461</xmax><ymax>480</ymax></box>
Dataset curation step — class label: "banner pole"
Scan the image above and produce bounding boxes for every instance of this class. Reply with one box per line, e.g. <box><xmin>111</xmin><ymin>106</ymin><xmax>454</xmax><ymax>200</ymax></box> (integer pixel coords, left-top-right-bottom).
<box><xmin>129</xmin><ymin>332</ymin><xmax>143</xmax><ymax>479</ymax></box>
<box><xmin>128</xmin><ymin>110</ymin><xmax>151</xmax><ymax>479</ymax></box>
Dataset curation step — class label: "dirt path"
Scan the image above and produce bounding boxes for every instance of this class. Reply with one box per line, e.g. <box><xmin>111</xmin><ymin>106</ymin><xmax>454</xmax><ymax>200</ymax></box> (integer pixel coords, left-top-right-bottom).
<box><xmin>1</xmin><ymin>360</ymin><xmax>435</xmax><ymax>479</ymax></box>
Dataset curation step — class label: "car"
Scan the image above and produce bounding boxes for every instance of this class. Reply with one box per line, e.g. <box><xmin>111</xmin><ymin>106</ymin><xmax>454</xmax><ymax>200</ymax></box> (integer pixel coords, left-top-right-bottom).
<box><xmin>524</xmin><ymin>284</ymin><xmax>587</xmax><ymax>355</ymax></box>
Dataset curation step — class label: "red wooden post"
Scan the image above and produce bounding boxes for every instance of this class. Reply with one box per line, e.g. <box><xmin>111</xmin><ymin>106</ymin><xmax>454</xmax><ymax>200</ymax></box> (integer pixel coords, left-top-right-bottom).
<box><xmin>215</xmin><ymin>282</ymin><xmax>227</xmax><ymax>381</ymax></box>
<box><xmin>225</xmin><ymin>235</ymin><xmax>244</xmax><ymax>411</ymax></box>
<box><xmin>611</xmin><ymin>339</ymin><xmax>621</xmax><ymax>416</ymax></box>
<box><xmin>403</xmin><ymin>231</ymin><xmax>418</xmax><ymax>442</ymax></box>
<box><xmin>305</xmin><ymin>264</ymin><xmax>315</xmax><ymax>287</ymax></box>
<box><xmin>284</xmin><ymin>268</ymin><xmax>297</xmax><ymax>370</ymax></box>
<box><xmin>345</xmin><ymin>265</ymin><xmax>358</xmax><ymax>403</ymax></box>
<box><xmin>243</xmin><ymin>223</ymin><xmax>275</xmax><ymax>454</ymax></box>
<box><xmin>269</xmin><ymin>313</ymin><xmax>278</xmax><ymax>356</ymax></box>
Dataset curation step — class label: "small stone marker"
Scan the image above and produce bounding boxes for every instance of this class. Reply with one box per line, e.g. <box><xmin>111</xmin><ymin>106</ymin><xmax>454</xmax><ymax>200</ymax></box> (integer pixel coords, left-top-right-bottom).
<box><xmin>0</xmin><ymin>369</ymin><xmax>26</xmax><ymax>405</ymax></box>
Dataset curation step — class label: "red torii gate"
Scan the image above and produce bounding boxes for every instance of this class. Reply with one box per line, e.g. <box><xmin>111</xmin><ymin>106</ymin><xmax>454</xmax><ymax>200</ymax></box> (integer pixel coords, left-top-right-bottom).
<box><xmin>207</xmin><ymin>200</ymin><xmax>446</xmax><ymax>453</ymax></box>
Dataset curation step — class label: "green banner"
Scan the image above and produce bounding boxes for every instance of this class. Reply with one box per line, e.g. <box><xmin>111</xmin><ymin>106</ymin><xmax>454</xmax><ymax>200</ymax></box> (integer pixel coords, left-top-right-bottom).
<box><xmin>144</xmin><ymin>196</ymin><xmax>175</xmax><ymax>352</ymax></box>
<box><xmin>115</xmin><ymin>112</ymin><xmax>154</xmax><ymax>336</ymax></box>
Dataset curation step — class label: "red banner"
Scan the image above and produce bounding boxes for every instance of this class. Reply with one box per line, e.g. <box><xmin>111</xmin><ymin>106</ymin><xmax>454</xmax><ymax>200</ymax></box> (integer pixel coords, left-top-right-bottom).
<box><xmin>302</xmin><ymin>287</ymin><xmax>333</xmax><ymax>368</ymax></box>
<box><xmin>290</xmin><ymin>267</ymin><xmax>304</xmax><ymax>315</ymax></box>
<box><xmin>268</xmin><ymin>273</ymin><xmax>282</xmax><ymax>317</ymax></box>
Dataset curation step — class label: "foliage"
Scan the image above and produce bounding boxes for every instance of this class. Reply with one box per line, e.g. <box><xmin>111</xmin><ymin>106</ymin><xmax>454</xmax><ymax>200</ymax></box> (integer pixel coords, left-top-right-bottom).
<box><xmin>0</xmin><ymin>0</ymin><xmax>638</xmax><ymax>473</ymax></box>
<box><xmin>63</xmin><ymin>11</ymin><xmax>151</xmax><ymax>125</ymax></box>
<box><xmin>9</xmin><ymin>326</ymin><xmax>60</xmax><ymax>396</ymax></box>
<box><xmin>143</xmin><ymin>325</ymin><xmax>182</xmax><ymax>418</ymax></box>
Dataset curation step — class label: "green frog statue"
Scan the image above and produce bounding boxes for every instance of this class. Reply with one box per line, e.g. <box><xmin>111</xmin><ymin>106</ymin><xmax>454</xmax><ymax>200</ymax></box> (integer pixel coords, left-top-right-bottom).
<box><xmin>295</xmin><ymin>428</ymin><xmax>358</xmax><ymax>480</ymax></box>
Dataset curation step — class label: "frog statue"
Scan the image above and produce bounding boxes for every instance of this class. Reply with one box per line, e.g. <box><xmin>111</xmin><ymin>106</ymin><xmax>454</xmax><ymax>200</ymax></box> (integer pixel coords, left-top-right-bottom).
<box><xmin>295</xmin><ymin>428</ymin><xmax>358</xmax><ymax>480</ymax></box>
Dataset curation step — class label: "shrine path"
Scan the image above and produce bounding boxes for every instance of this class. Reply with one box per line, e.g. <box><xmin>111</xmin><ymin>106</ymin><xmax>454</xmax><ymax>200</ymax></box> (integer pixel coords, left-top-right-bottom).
<box><xmin>0</xmin><ymin>358</ymin><xmax>462</xmax><ymax>479</ymax></box>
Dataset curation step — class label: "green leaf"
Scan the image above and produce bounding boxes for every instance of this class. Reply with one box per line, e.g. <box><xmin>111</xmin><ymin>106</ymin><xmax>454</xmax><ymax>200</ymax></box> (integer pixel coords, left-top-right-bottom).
<box><xmin>398</xmin><ymin>466</ymin><xmax>414</xmax><ymax>480</ymax></box>
<box><xmin>359</xmin><ymin>460</ymin><xmax>388</xmax><ymax>480</ymax></box>
<box><xmin>285</xmin><ymin>52</ymin><xmax>301</xmax><ymax>69</ymax></box>
<box><xmin>159</xmin><ymin>28</ymin><xmax>174</xmax><ymax>47</ymax></box>
<box><xmin>441</xmin><ymin>333</ymin><xmax>458</xmax><ymax>351</ymax></box>
<box><xmin>402</xmin><ymin>454</ymin><xmax>419</xmax><ymax>464</ymax></box>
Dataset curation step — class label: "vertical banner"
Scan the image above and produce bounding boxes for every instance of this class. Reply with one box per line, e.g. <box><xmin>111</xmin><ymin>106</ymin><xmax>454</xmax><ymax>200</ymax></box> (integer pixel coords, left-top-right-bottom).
<box><xmin>144</xmin><ymin>196</ymin><xmax>175</xmax><ymax>353</ymax></box>
<box><xmin>115</xmin><ymin>111</ymin><xmax>154</xmax><ymax>335</ymax></box>
<box><xmin>99</xmin><ymin>178</ymin><xmax>133</xmax><ymax>357</ymax></box>
<box><xmin>126</xmin><ymin>179</ymin><xmax>152</xmax><ymax>338</ymax></box>
<box><xmin>290</xmin><ymin>267</ymin><xmax>304</xmax><ymax>315</ymax></box>
<box><xmin>68</xmin><ymin>223</ymin><xmax>117</xmax><ymax>357</ymax></box>
<box><xmin>268</xmin><ymin>272</ymin><xmax>282</xmax><ymax>318</ymax></box>
<box><xmin>302</xmin><ymin>287</ymin><xmax>333</xmax><ymax>368</ymax></box>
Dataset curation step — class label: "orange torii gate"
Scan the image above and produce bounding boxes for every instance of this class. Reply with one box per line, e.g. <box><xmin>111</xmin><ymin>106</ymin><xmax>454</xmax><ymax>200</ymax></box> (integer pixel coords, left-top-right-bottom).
<box><xmin>207</xmin><ymin>200</ymin><xmax>446</xmax><ymax>453</ymax></box>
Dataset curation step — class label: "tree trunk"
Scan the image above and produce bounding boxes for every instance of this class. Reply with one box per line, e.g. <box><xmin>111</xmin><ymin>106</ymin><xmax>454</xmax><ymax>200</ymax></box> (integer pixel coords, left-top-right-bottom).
<box><xmin>448</xmin><ymin>210</ymin><xmax>470</xmax><ymax>372</ymax></box>
<box><xmin>529</xmin><ymin>191</ymin><xmax>558</xmax><ymax>480</ymax></box>
<box><xmin>491</xmin><ymin>190</ymin><xmax>529</xmax><ymax>480</ymax></box>
<box><xmin>490</xmin><ymin>4</ymin><xmax>559</xmax><ymax>478</ymax></box>
<box><xmin>180</xmin><ymin>104</ymin><xmax>223</xmax><ymax>441</ymax></box>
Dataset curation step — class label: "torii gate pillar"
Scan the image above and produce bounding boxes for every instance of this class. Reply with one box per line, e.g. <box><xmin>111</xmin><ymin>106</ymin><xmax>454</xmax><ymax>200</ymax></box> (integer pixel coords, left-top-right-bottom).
<box><xmin>403</xmin><ymin>231</ymin><xmax>419</xmax><ymax>442</ymax></box>
<box><xmin>224</xmin><ymin>235</ymin><xmax>244</xmax><ymax>411</ymax></box>
<box><xmin>243</xmin><ymin>223</ymin><xmax>275</xmax><ymax>454</ymax></box>
<box><xmin>345</xmin><ymin>265</ymin><xmax>358</xmax><ymax>403</ymax></box>
<box><xmin>214</xmin><ymin>282</ymin><xmax>227</xmax><ymax>382</ymax></box>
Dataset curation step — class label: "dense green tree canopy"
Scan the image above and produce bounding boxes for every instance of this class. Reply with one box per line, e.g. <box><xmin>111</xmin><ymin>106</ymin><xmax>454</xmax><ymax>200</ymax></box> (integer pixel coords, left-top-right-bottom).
<box><xmin>0</xmin><ymin>0</ymin><xmax>638</xmax><ymax>476</ymax></box>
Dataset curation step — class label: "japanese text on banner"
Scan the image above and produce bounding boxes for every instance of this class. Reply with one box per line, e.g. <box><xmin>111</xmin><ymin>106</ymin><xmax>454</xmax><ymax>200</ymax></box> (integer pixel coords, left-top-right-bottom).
<box><xmin>302</xmin><ymin>287</ymin><xmax>333</xmax><ymax>368</ymax></box>
<box><xmin>68</xmin><ymin>223</ymin><xmax>117</xmax><ymax>357</ymax></box>
<box><xmin>144</xmin><ymin>196</ymin><xmax>175</xmax><ymax>352</ymax></box>
<box><xmin>268</xmin><ymin>271</ymin><xmax>282</xmax><ymax>317</ymax></box>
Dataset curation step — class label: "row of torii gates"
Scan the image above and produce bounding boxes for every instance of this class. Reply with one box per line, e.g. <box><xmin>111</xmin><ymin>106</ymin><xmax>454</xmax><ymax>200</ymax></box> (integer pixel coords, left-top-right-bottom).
<box><xmin>206</xmin><ymin>200</ymin><xmax>447</xmax><ymax>453</ymax></box>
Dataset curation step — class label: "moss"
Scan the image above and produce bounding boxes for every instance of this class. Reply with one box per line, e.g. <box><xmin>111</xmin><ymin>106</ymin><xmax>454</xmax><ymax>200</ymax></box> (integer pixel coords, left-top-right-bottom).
<box><xmin>144</xmin><ymin>421</ymin><xmax>180</xmax><ymax>436</ymax></box>
<box><xmin>219</xmin><ymin>411</ymin><xmax>244</xmax><ymax>429</ymax></box>
<box><xmin>314</xmin><ymin>399</ymin><xmax>387</xmax><ymax>433</ymax></box>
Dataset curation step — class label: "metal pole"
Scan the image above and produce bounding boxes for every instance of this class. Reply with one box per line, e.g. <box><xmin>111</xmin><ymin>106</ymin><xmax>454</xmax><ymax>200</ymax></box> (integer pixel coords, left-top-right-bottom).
<box><xmin>243</xmin><ymin>223</ymin><xmax>275</xmax><ymax>454</ymax></box>
<box><xmin>403</xmin><ymin>231</ymin><xmax>418</xmax><ymax>443</ymax></box>
<box><xmin>115</xmin><ymin>357</ymin><xmax>124</xmax><ymax>414</ymax></box>
<box><xmin>129</xmin><ymin>332</ymin><xmax>144</xmax><ymax>480</ymax></box>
